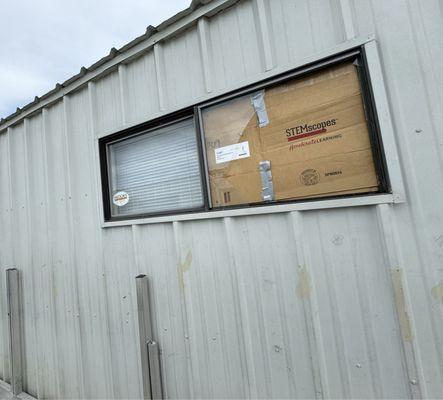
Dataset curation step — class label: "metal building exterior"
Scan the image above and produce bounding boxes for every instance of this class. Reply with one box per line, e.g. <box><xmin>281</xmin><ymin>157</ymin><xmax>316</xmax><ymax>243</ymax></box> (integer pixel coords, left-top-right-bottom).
<box><xmin>0</xmin><ymin>0</ymin><xmax>442</xmax><ymax>398</ymax></box>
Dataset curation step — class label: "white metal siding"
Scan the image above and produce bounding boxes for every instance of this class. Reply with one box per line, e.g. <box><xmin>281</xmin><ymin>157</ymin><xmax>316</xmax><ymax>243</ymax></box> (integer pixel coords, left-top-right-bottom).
<box><xmin>124</xmin><ymin>51</ymin><xmax>160</xmax><ymax>123</ymax></box>
<box><xmin>0</xmin><ymin>0</ymin><xmax>442</xmax><ymax>398</ymax></box>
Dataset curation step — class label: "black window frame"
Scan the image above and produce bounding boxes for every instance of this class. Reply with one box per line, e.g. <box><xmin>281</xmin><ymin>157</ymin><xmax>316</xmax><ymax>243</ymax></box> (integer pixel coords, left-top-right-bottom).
<box><xmin>99</xmin><ymin>46</ymin><xmax>390</xmax><ymax>222</ymax></box>
<box><xmin>99</xmin><ymin>110</ymin><xmax>209</xmax><ymax>221</ymax></box>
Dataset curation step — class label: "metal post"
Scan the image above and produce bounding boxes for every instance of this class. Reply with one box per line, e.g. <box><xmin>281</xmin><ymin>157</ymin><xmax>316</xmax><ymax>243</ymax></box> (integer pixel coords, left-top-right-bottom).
<box><xmin>6</xmin><ymin>268</ymin><xmax>23</xmax><ymax>396</ymax></box>
<box><xmin>135</xmin><ymin>274</ymin><xmax>163</xmax><ymax>400</ymax></box>
<box><xmin>147</xmin><ymin>341</ymin><xmax>162</xmax><ymax>400</ymax></box>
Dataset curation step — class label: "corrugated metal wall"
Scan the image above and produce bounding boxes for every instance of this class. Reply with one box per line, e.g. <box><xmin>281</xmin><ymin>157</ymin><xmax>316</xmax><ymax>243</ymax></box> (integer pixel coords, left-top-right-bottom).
<box><xmin>1</xmin><ymin>0</ymin><xmax>443</xmax><ymax>398</ymax></box>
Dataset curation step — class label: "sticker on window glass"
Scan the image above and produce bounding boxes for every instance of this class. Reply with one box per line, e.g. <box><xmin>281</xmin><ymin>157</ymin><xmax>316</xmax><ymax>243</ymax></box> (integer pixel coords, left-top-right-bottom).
<box><xmin>113</xmin><ymin>191</ymin><xmax>129</xmax><ymax>206</ymax></box>
<box><xmin>215</xmin><ymin>141</ymin><xmax>250</xmax><ymax>164</ymax></box>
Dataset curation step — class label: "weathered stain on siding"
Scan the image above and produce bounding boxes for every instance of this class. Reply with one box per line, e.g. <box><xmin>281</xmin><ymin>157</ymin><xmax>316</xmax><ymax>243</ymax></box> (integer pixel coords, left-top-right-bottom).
<box><xmin>431</xmin><ymin>281</ymin><xmax>443</xmax><ymax>304</ymax></box>
<box><xmin>178</xmin><ymin>251</ymin><xmax>193</xmax><ymax>290</ymax></box>
<box><xmin>296</xmin><ymin>266</ymin><xmax>311</xmax><ymax>299</ymax></box>
<box><xmin>391</xmin><ymin>268</ymin><xmax>413</xmax><ymax>343</ymax></box>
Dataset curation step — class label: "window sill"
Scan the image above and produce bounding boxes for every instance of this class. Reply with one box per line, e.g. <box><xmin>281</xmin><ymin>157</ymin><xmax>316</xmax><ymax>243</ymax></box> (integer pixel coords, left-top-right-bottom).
<box><xmin>101</xmin><ymin>193</ymin><xmax>401</xmax><ymax>228</ymax></box>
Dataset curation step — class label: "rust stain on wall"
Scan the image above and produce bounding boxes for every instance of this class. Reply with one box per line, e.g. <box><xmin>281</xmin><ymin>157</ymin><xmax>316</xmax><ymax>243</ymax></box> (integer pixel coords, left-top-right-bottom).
<box><xmin>297</xmin><ymin>265</ymin><xmax>311</xmax><ymax>299</ymax></box>
<box><xmin>431</xmin><ymin>281</ymin><xmax>443</xmax><ymax>303</ymax></box>
<box><xmin>178</xmin><ymin>250</ymin><xmax>192</xmax><ymax>290</ymax></box>
<box><xmin>391</xmin><ymin>268</ymin><xmax>413</xmax><ymax>342</ymax></box>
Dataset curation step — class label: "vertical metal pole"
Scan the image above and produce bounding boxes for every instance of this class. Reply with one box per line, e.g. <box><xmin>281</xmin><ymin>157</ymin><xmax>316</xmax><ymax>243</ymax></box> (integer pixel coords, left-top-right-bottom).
<box><xmin>136</xmin><ymin>274</ymin><xmax>164</xmax><ymax>400</ymax></box>
<box><xmin>136</xmin><ymin>274</ymin><xmax>152</xmax><ymax>400</ymax></box>
<box><xmin>6</xmin><ymin>268</ymin><xmax>23</xmax><ymax>396</ymax></box>
<box><xmin>147</xmin><ymin>341</ymin><xmax>162</xmax><ymax>400</ymax></box>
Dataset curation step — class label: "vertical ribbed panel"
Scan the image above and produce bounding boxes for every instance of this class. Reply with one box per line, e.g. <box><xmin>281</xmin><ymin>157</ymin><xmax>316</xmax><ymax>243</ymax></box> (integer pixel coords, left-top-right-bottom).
<box><xmin>0</xmin><ymin>0</ymin><xmax>443</xmax><ymax>398</ymax></box>
<box><xmin>100</xmin><ymin>226</ymin><xmax>142</xmax><ymax>399</ymax></box>
<box><xmin>359</xmin><ymin>0</ymin><xmax>443</xmax><ymax>396</ymax></box>
<box><xmin>162</xmin><ymin>28</ymin><xmax>205</xmax><ymax>108</ymax></box>
<box><xmin>124</xmin><ymin>51</ymin><xmax>159</xmax><ymax>124</ymax></box>
<box><xmin>25</xmin><ymin>114</ymin><xmax>57</xmax><ymax>399</ymax></box>
<box><xmin>133</xmin><ymin>222</ymin><xmax>192</xmax><ymax>399</ymax></box>
<box><xmin>302</xmin><ymin>208</ymin><xmax>410</xmax><ymax>398</ymax></box>
<box><xmin>0</xmin><ymin>131</ymin><xmax>12</xmax><ymax>384</ymax></box>
<box><xmin>197</xmin><ymin>18</ymin><xmax>213</xmax><ymax>93</ymax></box>
<box><xmin>208</xmin><ymin>1</ymin><xmax>262</xmax><ymax>91</ymax></box>
<box><xmin>8</xmin><ymin>122</ymin><xmax>38</xmax><ymax>397</ymax></box>
<box><xmin>95</xmin><ymin>70</ymin><xmax>123</xmax><ymax>134</ymax></box>
<box><xmin>65</xmin><ymin>89</ymin><xmax>115</xmax><ymax>399</ymax></box>
<box><xmin>43</xmin><ymin>101</ymin><xmax>83</xmax><ymax>398</ymax></box>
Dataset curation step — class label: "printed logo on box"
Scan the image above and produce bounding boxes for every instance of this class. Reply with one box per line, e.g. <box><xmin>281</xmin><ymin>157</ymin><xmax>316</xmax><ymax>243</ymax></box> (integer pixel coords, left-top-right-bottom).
<box><xmin>113</xmin><ymin>191</ymin><xmax>129</xmax><ymax>206</ymax></box>
<box><xmin>286</xmin><ymin>119</ymin><xmax>337</xmax><ymax>142</ymax></box>
<box><xmin>300</xmin><ymin>169</ymin><xmax>320</xmax><ymax>186</ymax></box>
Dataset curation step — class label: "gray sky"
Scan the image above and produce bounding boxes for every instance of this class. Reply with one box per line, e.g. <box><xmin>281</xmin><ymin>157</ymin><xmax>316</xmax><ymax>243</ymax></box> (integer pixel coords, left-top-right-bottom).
<box><xmin>0</xmin><ymin>0</ymin><xmax>191</xmax><ymax>119</ymax></box>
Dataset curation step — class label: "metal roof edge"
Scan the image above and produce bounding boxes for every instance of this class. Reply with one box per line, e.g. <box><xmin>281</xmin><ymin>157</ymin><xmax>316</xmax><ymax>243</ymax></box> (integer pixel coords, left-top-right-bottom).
<box><xmin>0</xmin><ymin>0</ymin><xmax>237</xmax><ymax>132</ymax></box>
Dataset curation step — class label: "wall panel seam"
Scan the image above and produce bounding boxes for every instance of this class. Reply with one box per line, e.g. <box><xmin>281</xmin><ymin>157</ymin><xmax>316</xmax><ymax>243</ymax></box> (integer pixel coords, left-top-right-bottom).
<box><xmin>222</xmin><ymin>217</ymin><xmax>252</xmax><ymax>398</ymax></box>
<box><xmin>338</xmin><ymin>0</ymin><xmax>356</xmax><ymax>40</ymax></box>
<box><xmin>22</xmin><ymin>119</ymin><xmax>40</xmax><ymax>398</ymax></box>
<box><xmin>253</xmin><ymin>0</ymin><xmax>274</xmax><ymax>71</ymax></box>
<box><xmin>197</xmin><ymin>18</ymin><xmax>213</xmax><ymax>93</ymax></box>
<box><xmin>375</xmin><ymin>203</ymin><xmax>424</xmax><ymax>399</ymax></box>
<box><xmin>61</xmin><ymin>97</ymin><xmax>86</xmax><ymax>399</ymax></box>
<box><xmin>86</xmin><ymin>82</ymin><xmax>115</xmax><ymax>399</ymax></box>
<box><xmin>172</xmin><ymin>221</ymin><xmax>195</xmax><ymax>398</ymax></box>
<box><xmin>118</xmin><ymin>65</ymin><xmax>128</xmax><ymax>125</ymax></box>
<box><xmin>154</xmin><ymin>44</ymin><xmax>166</xmax><ymax>111</ymax></box>
<box><xmin>289</xmin><ymin>211</ymin><xmax>328</xmax><ymax>399</ymax></box>
<box><xmin>41</xmin><ymin>109</ymin><xmax>62</xmax><ymax>398</ymax></box>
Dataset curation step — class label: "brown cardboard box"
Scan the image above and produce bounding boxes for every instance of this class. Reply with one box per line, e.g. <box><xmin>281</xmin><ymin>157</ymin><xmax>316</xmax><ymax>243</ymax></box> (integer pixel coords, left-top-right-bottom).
<box><xmin>202</xmin><ymin>61</ymin><xmax>379</xmax><ymax>207</ymax></box>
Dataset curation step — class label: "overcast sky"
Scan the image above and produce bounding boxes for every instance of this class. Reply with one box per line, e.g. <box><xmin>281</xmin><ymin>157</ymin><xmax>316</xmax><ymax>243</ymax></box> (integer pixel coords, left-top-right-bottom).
<box><xmin>0</xmin><ymin>0</ymin><xmax>191</xmax><ymax>119</ymax></box>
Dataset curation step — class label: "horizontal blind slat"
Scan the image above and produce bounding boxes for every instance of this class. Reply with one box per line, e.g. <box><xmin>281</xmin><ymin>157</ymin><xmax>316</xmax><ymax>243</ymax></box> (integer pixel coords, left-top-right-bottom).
<box><xmin>109</xmin><ymin>118</ymin><xmax>203</xmax><ymax>216</ymax></box>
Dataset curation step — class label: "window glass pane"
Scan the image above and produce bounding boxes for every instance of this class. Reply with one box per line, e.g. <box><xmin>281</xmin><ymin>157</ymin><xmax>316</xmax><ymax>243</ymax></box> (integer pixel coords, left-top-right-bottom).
<box><xmin>201</xmin><ymin>61</ymin><xmax>379</xmax><ymax>208</ymax></box>
<box><xmin>108</xmin><ymin>118</ymin><xmax>203</xmax><ymax>216</ymax></box>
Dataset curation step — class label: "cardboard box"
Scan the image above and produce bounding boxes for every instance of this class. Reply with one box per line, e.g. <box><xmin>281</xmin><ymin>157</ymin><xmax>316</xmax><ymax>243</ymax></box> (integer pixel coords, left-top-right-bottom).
<box><xmin>202</xmin><ymin>61</ymin><xmax>379</xmax><ymax>207</ymax></box>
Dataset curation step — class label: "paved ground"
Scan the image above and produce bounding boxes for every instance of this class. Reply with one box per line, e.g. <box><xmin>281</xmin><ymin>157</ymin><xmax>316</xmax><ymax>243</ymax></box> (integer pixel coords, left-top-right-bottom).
<box><xmin>0</xmin><ymin>386</ymin><xmax>10</xmax><ymax>399</ymax></box>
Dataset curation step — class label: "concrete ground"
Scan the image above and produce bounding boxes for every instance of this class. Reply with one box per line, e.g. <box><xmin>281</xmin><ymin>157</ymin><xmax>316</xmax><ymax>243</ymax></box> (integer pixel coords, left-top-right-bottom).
<box><xmin>0</xmin><ymin>386</ymin><xmax>11</xmax><ymax>399</ymax></box>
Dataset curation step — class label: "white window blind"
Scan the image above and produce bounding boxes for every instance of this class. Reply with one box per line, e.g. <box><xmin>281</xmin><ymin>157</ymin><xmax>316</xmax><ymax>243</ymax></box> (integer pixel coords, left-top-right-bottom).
<box><xmin>108</xmin><ymin>118</ymin><xmax>204</xmax><ymax>216</ymax></box>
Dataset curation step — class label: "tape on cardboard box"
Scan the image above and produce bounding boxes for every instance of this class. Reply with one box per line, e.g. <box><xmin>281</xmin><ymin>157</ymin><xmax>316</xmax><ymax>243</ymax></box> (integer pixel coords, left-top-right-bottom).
<box><xmin>201</xmin><ymin>60</ymin><xmax>380</xmax><ymax>206</ymax></box>
<box><xmin>210</xmin><ymin>149</ymin><xmax>378</xmax><ymax>206</ymax></box>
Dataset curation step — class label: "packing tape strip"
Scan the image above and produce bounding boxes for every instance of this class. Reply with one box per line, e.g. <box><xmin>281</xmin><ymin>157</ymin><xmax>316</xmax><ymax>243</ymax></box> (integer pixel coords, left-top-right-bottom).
<box><xmin>251</xmin><ymin>91</ymin><xmax>270</xmax><ymax>128</ymax></box>
<box><xmin>259</xmin><ymin>160</ymin><xmax>275</xmax><ymax>201</ymax></box>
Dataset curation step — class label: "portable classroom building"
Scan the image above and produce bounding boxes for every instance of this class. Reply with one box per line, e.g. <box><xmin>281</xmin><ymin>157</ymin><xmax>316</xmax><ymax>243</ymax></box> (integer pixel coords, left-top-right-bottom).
<box><xmin>0</xmin><ymin>0</ymin><xmax>442</xmax><ymax>398</ymax></box>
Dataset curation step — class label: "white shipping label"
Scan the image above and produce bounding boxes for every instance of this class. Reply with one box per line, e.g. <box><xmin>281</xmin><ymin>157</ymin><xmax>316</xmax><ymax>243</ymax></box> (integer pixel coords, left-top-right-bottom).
<box><xmin>215</xmin><ymin>141</ymin><xmax>250</xmax><ymax>164</ymax></box>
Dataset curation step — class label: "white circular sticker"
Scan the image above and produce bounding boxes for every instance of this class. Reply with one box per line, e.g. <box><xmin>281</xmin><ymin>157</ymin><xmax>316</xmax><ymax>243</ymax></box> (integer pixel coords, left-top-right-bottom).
<box><xmin>113</xmin><ymin>191</ymin><xmax>129</xmax><ymax>207</ymax></box>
